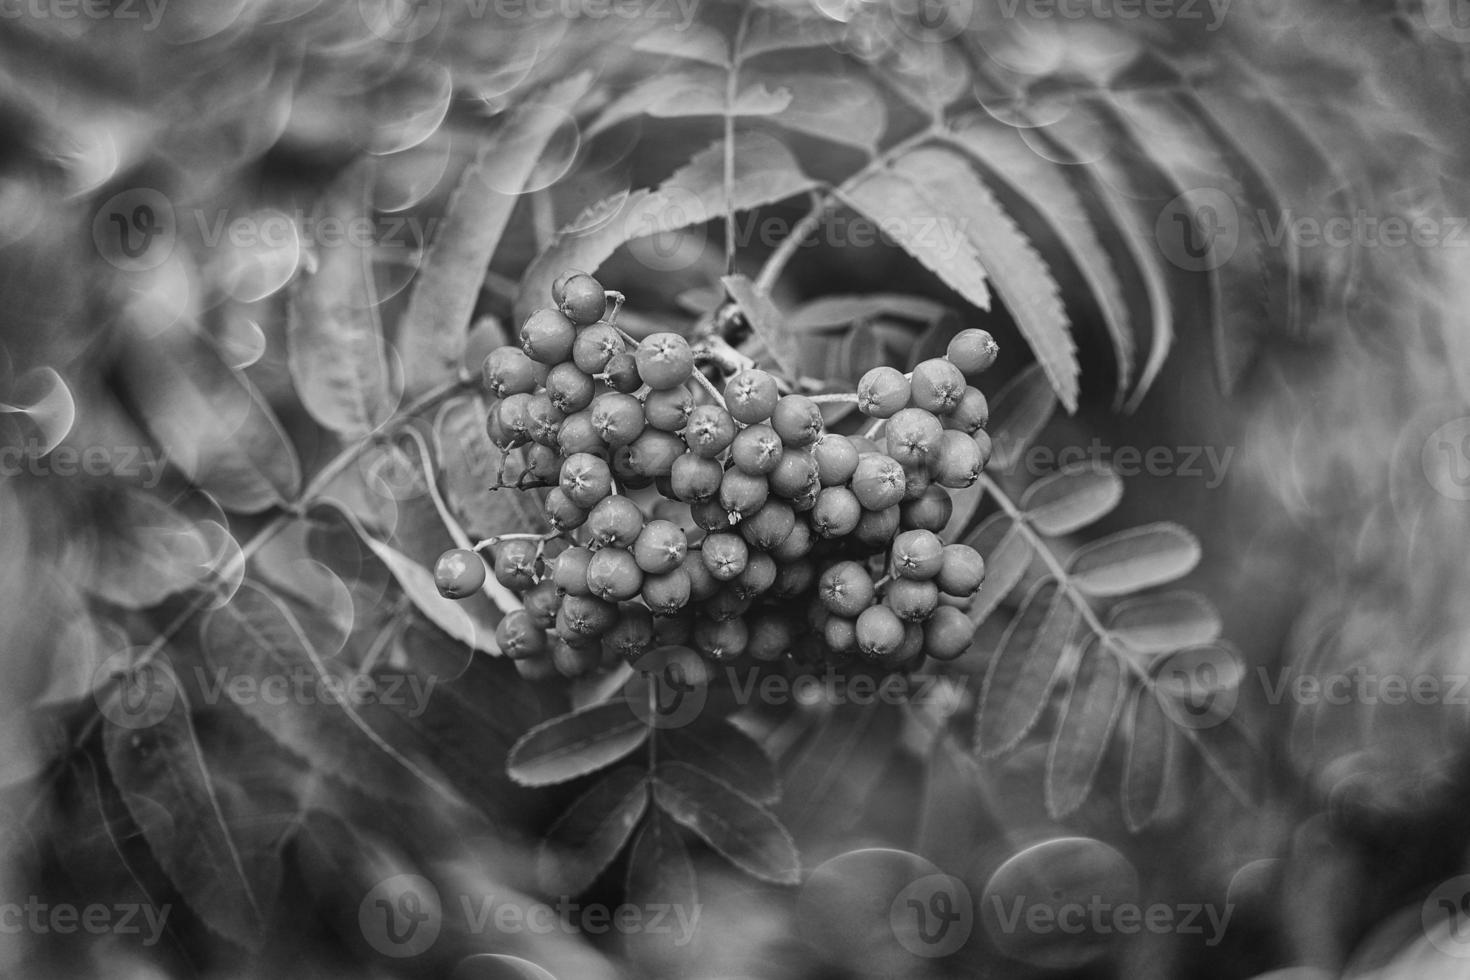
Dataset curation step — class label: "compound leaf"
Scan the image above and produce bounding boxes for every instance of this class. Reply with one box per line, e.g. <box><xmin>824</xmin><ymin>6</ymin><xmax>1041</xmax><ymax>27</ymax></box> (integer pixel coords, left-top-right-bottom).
<box><xmin>507</xmin><ymin>700</ymin><xmax>649</xmax><ymax>787</ymax></box>
<box><xmin>652</xmin><ymin>762</ymin><xmax>799</xmax><ymax>885</ymax></box>
<box><xmin>1068</xmin><ymin>523</ymin><xmax>1202</xmax><ymax>598</ymax></box>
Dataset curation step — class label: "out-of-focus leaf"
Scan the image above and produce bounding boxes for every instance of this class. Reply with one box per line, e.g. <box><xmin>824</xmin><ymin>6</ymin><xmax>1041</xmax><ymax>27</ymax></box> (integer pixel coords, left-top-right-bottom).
<box><xmin>517</xmin><ymin>133</ymin><xmax>814</xmax><ymax>322</ymax></box>
<box><xmin>102</xmin><ymin>669</ymin><xmax>269</xmax><ymax>949</ymax></box>
<box><xmin>976</xmin><ymin>580</ymin><xmax>1078</xmax><ymax>757</ymax></box>
<box><xmin>983</xmin><ymin>363</ymin><xmax>1057</xmax><ymax>475</ymax></box>
<box><xmin>652</xmin><ymin>762</ymin><xmax>799</xmax><ymax>885</ymax></box>
<box><xmin>589</xmin><ymin>70</ymin><xmax>789</xmax><ymax>135</ymax></box>
<box><xmin>888</xmin><ymin>147</ymin><xmax>1077</xmax><ymax>412</ymax></box>
<box><xmin>722</xmin><ymin>273</ymin><xmax>798</xmax><ymax>379</ymax></box>
<box><xmin>507</xmin><ymin>700</ymin><xmax>648</xmax><ymax>787</ymax></box>
<box><xmin>86</xmin><ymin>489</ymin><xmax>215</xmax><ymax>609</ymax></box>
<box><xmin>1067</xmin><ymin>523</ymin><xmax>1202</xmax><ymax>597</ymax></box>
<box><xmin>538</xmin><ymin>766</ymin><xmax>649</xmax><ymax>895</ymax></box>
<box><xmin>1020</xmin><ymin>464</ymin><xmax>1124</xmax><ymax>537</ymax></box>
<box><xmin>1107</xmin><ymin>591</ymin><xmax>1222</xmax><ymax>655</ymax></box>
<box><xmin>916</xmin><ymin>734</ymin><xmax>998</xmax><ymax>871</ymax></box>
<box><xmin>777</xmin><ymin>700</ymin><xmax>901</xmax><ymax>844</ymax></box>
<box><xmin>117</xmin><ymin>321</ymin><xmax>300</xmax><ymax>513</ymax></box>
<box><xmin>742</xmin><ymin>8</ymin><xmax>848</xmax><ymax>57</ymax></box>
<box><xmin>286</xmin><ymin>159</ymin><xmax>395</xmax><ymax>437</ymax></box>
<box><xmin>398</xmin><ymin>73</ymin><xmax>593</xmax><ymax>397</ymax></box>
<box><xmin>750</xmin><ymin>70</ymin><xmax>886</xmax><ymax>151</ymax></box>
<box><xmin>878</xmin><ymin>39</ymin><xmax>970</xmax><ymax>117</ymax></box>
<box><xmin>633</xmin><ymin>22</ymin><xmax>729</xmax><ymax>66</ymax></box>
<box><xmin>787</xmin><ymin>293</ymin><xmax>951</xmax><ymax>333</ymax></box>
<box><xmin>660</xmin><ymin>719</ymin><xmax>779</xmax><ymax>805</ymax></box>
<box><xmin>1045</xmin><ymin>638</ymin><xmax>1126</xmax><ymax>819</ymax></box>
<box><xmin>964</xmin><ymin>514</ymin><xmax>1033</xmax><ymax>627</ymax></box>
<box><xmin>624</xmin><ymin>810</ymin><xmax>698</xmax><ymax>970</ymax></box>
<box><xmin>434</xmin><ymin>394</ymin><xmax>546</xmax><ymax>540</ymax></box>
<box><xmin>1120</xmin><ymin>683</ymin><xmax>1173</xmax><ymax>832</ymax></box>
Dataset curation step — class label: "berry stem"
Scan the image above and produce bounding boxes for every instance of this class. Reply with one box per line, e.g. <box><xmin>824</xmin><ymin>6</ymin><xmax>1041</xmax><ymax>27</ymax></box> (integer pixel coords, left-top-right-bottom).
<box><xmin>604</xmin><ymin>290</ymin><xmax>626</xmax><ymax>326</ymax></box>
<box><xmin>808</xmin><ymin>392</ymin><xmax>859</xmax><ymax>405</ymax></box>
<box><xmin>472</xmin><ymin>531</ymin><xmax>560</xmax><ymax>552</ymax></box>
<box><xmin>689</xmin><ymin>365</ymin><xmax>728</xmax><ymax>409</ymax></box>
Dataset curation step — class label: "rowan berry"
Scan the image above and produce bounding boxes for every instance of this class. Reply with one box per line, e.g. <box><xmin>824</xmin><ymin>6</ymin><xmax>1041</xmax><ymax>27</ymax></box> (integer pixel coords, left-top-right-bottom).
<box><xmin>819</xmin><ymin>561</ymin><xmax>875</xmax><ymax>617</ymax></box>
<box><xmin>559</xmin><ymin>452</ymin><xmax>613</xmax><ymax>508</ymax></box>
<box><xmin>910</xmin><ymin>357</ymin><xmax>967</xmax><ymax>413</ymax></box>
<box><xmin>933</xmin><ymin>430</ymin><xmax>984</xmax><ymax>488</ymax></box>
<box><xmin>496</xmin><ymin>610</ymin><xmax>547</xmax><ymax>660</ymax></box>
<box><xmin>434</xmin><ymin>548</ymin><xmax>486</xmax><ymax>599</ymax></box>
<box><xmin>627</xmin><ymin>429</ymin><xmax>685</xmax><ymax>477</ymax></box>
<box><xmin>587</xmin><ymin>495</ymin><xmax>644</xmax><ymax>548</ymax></box>
<box><xmin>641</xmin><ymin>567</ymin><xmax>692</xmax><ymax>615</ymax></box>
<box><xmin>701</xmin><ymin>533</ymin><xmax>749</xmax><ymax>581</ymax></box>
<box><xmin>482</xmin><ymin>346</ymin><xmax>539</xmax><ymax>398</ymax></box>
<box><xmin>923</xmin><ymin>605</ymin><xmax>973</xmax><ymax>661</ymax></box>
<box><xmin>643</xmin><ymin>385</ymin><xmax>694</xmax><ymax>432</ymax></box>
<box><xmin>857</xmin><ymin>366</ymin><xmax>910</xmax><ymax>419</ymax></box>
<box><xmin>633</xmin><ymin>520</ymin><xmax>688</xmax><ymax>574</ymax></box>
<box><xmin>520</xmin><ymin>309</ymin><xmax>577</xmax><ymax>364</ymax></box>
<box><xmin>559</xmin><ymin>273</ymin><xmax>607</xmax><ymax>327</ymax></box>
<box><xmin>850</xmin><ymin>453</ymin><xmax>907</xmax><ymax>510</ymax></box>
<box><xmin>885</xmin><ymin>407</ymin><xmax>944</xmax><ymax>467</ymax></box>
<box><xmin>545</xmin><ymin>362</ymin><xmax>595</xmax><ymax>413</ymax></box>
<box><xmin>590</xmin><ymin>391</ymin><xmax>645</xmax><ymax>447</ymax></box>
<box><xmin>726</xmin><ymin>369</ymin><xmax>780</xmax><ymax>424</ymax></box>
<box><xmin>891</xmin><ymin>529</ymin><xmax>944</xmax><ymax>580</ymax></box>
<box><xmin>731</xmin><ymin>424</ymin><xmax>784</xmax><ymax>475</ymax></box>
<box><xmin>693</xmin><ymin>616</ymin><xmax>747</xmax><ymax>661</ymax></box>
<box><xmin>771</xmin><ymin>394</ymin><xmax>823</xmax><ymax>447</ymax></box>
<box><xmin>944</xmin><ymin>386</ymin><xmax>989</xmax><ymax>433</ymax></box>
<box><xmin>936</xmin><ymin>543</ymin><xmax>985</xmax><ymax>596</ymax></box>
<box><xmin>604</xmin><ymin>351</ymin><xmax>642</xmax><ymax>393</ymax></box>
<box><xmin>812</xmin><ymin>433</ymin><xmax>859</xmax><ymax>486</ymax></box>
<box><xmin>492</xmin><ymin>539</ymin><xmax>539</xmax><ymax>591</ymax></box>
<box><xmin>670</xmin><ymin>453</ymin><xmax>723</xmax><ymax>502</ymax></box>
<box><xmin>946</xmin><ymin>328</ymin><xmax>999</xmax><ymax>377</ymax></box>
<box><xmin>811</xmin><ymin>486</ymin><xmax>862</xmax><ymax>538</ymax></box>
<box><xmin>572</xmin><ymin>323</ymin><xmax>626</xmax><ymax>374</ymax></box>
<box><xmin>719</xmin><ymin>468</ymin><xmax>769</xmax><ymax>516</ymax></box>
<box><xmin>740</xmin><ymin>500</ymin><xmax>796</xmax><ymax>551</ymax></box>
<box><xmin>635</xmin><ymin>333</ymin><xmax>694</xmax><ymax>390</ymax></box>
<box><xmin>855</xmin><ymin>605</ymin><xmax>905</xmax><ymax>661</ymax></box>
<box><xmin>886</xmin><ymin>578</ymin><xmax>939</xmax><ymax>622</ymax></box>
<box><xmin>684</xmin><ymin>405</ymin><xmax>737</xmax><ymax>457</ymax></box>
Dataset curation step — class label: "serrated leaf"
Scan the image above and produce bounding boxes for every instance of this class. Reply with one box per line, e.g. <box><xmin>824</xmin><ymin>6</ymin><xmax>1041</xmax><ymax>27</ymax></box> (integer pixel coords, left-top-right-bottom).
<box><xmin>1068</xmin><ymin>523</ymin><xmax>1202</xmax><ymax>597</ymax></box>
<box><xmin>398</xmin><ymin>73</ymin><xmax>592</xmax><ymax>397</ymax></box>
<box><xmin>538</xmin><ymin>766</ymin><xmax>649</xmax><ymax>894</ymax></box>
<box><xmin>787</xmin><ymin>293</ymin><xmax>951</xmax><ymax>333</ymax></box>
<box><xmin>742</xmin><ymin>8</ymin><xmax>848</xmax><ymax>57</ymax></box>
<box><xmin>660</xmin><ymin>719</ymin><xmax>779</xmax><ymax>805</ymax></box>
<box><xmin>1045</xmin><ymin>637</ymin><xmax>1126</xmax><ymax>819</ymax></box>
<box><xmin>103</xmin><ymin>671</ymin><xmax>268</xmax><ymax>949</ymax></box>
<box><xmin>838</xmin><ymin>169</ymin><xmax>992</xmax><ymax>314</ymax></box>
<box><xmin>976</xmin><ymin>580</ymin><xmax>1078</xmax><ymax>758</ymax></box>
<box><xmin>985</xmin><ymin>363</ymin><xmax>1057</xmax><ymax>474</ymax></box>
<box><xmin>1107</xmin><ymin>591</ymin><xmax>1222</xmax><ymax>655</ymax></box>
<box><xmin>1020</xmin><ymin>464</ymin><xmax>1124</xmax><ymax>537</ymax></box>
<box><xmin>85</xmin><ymin>489</ymin><xmax>215</xmax><ymax>609</ymax></box>
<box><xmin>624</xmin><ymin>809</ymin><xmax>698</xmax><ymax>969</ymax></box>
<box><xmin>433</xmin><ymin>394</ymin><xmax>545</xmax><ymax>540</ymax></box>
<box><xmin>633</xmin><ymin>22</ymin><xmax>729</xmax><ymax>66</ymax></box>
<box><xmin>751</xmin><ymin>70</ymin><xmax>886</xmax><ymax>151</ymax></box>
<box><xmin>722</xmin><ymin>273</ymin><xmax>798</xmax><ymax>379</ymax></box>
<box><xmin>314</xmin><ymin>501</ymin><xmax>501</xmax><ymax>655</ymax></box>
<box><xmin>1120</xmin><ymin>683</ymin><xmax>1173</xmax><ymax>832</ymax></box>
<box><xmin>652</xmin><ymin>762</ymin><xmax>799</xmax><ymax>885</ymax></box>
<box><xmin>964</xmin><ymin>515</ymin><xmax>1033</xmax><ymax>627</ymax></box>
<box><xmin>507</xmin><ymin>700</ymin><xmax>649</xmax><ymax>787</ymax></box>
<box><xmin>889</xmin><ymin>147</ymin><xmax>1078</xmax><ymax>412</ymax></box>
<box><xmin>950</xmin><ymin>115</ymin><xmax>1135</xmax><ymax>402</ymax></box>
<box><xmin>516</xmin><ymin>133</ymin><xmax>814</xmax><ymax>323</ymax></box>
<box><xmin>286</xmin><ymin>159</ymin><xmax>394</xmax><ymax>437</ymax></box>
<box><xmin>117</xmin><ymin>321</ymin><xmax>300</xmax><ymax>514</ymax></box>
<box><xmin>879</xmin><ymin>39</ymin><xmax>970</xmax><ymax>117</ymax></box>
<box><xmin>588</xmin><ymin>69</ymin><xmax>790</xmax><ymax>136</ymax></box>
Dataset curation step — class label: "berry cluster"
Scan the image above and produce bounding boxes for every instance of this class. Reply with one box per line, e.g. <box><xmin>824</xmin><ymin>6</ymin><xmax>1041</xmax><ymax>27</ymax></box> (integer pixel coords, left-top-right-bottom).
<box><xmin>432</xmin><ymin>272</ymin><xmax>999</xmax><ymax>681</ymax></box>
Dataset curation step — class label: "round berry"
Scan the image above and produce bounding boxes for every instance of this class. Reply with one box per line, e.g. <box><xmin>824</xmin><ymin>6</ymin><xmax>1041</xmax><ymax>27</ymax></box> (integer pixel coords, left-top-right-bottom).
<box><xmin>551</xmin><ymin>545</ymin><xmax>594</xmax><ymax>596</ymax></box>
<box><xmin>731</xmin><ymin>424</ymin><xmax>784</xmax><ymax>475</ymax></box>
<box><xmin>891</xmin><ymin>530</ymin><xmax>944</xmax><ymax>580</ymax></box>
<box><xmin>719</xmin><ymin>468</ymin><xmax>769</xmax><ymax>517</ymax></box>
<box><xmin>944</xmin><ymin>386</ymin><xmax>989</xmax><ymax>433</ymax></box>
<box><xmin>923</xmin><ymin>605</ymin><xmax>974</xmax><ymax>661</ymax></box>
<box><xmin>604</xmin><ymin>351</ymin><xmax>642</xmax><ymax>393</ymax></box>
<box><xmin>520</xmin><ymin>309</ymin><xmax>577</xmax><ymax>364</ymax></box>
<box><xmin>551</xmin><ymin>268</ymin><xmax>586</xmax><ymax>307</ymax></box>
<box><xmin>525</xmin><ymin>393</ymin><xmax>565</xmax><ymax>447</ymax></box>
<box><xmin>853</xmin><ymin>504</ymin><xmax>901</xmax><ymax>549</ymax></box>
<box><xmin>556</xmin><ymin>410</ymin><xmax>604</xmax><ymax>456</ymax></box>
<box><xmin>819</xmin><ymin>560</ymin><xmax>875</xmax><ymax>617</ymax></box>
<box><xmin>643</xmin><ymin>385</ymin><xmax>694</xmax><ymax>432</ymax></box>
<box><xmin>690</xmin><ymin>499</ymin><xmax>735</xmax><ymax>532</ymax></box>
<box><xmin>684</xmin><ymin>405</ymin><xmax>737</xmax><ymax>458</ymax></box>
<box><xmin>572</xmin><ymin>323</ymin><xmax>625</xmax><ymax>374</ymax></box>
<box><xmin>910</xmin><ymin>358</ymin><xmax>967</xmax><ymax>414</ymax></box>
<box><xmin>733</xmin><ymin>551</ymin><xmax>777</xmax><ymax>599</ymax></box>
<box><xmin>855</xmin><ymin>605</ymin><xmax>905</xmax><ymax>661</ymax></box>
<box><xmin>770</xmin><ymin>518</ymin><xmax>814</xmax><ymax>562</ymax></box>
<box><xmin>605</xmin><ymin>603</ymin><xmax>655</xmax><ymax>661</ymax></box>
<box><xmin>552</xmin><ymin>639</ymin><xmax>602</xmax><ymax>678</ymax></box>
<box><xmin>946</xmin><ymin>328</ymin><xmax>999</xmax><ymax>377</ymax></box>
<box><xmin>811</xmin><ymin>486</ymin><xmax>862</xmax><ymax>538</ymax></box>
<box><xmin>857</xmin><ymin>366</ymin><xmax>910</xmax><ymax>419</ymax></box>
<box><xmin>933</xmin><ymin>430</ymin><xmax>984</xmax><ymax>488</ymax></box>
<box><xmin>522</xmin><ymin>580</ymin><xmax>561</xmax><ymax>628</ymax></box>
<box><xmin>590</xmin><ymin>392</ymin><xmax>645</xmax><ymax>447</ymax></box>
<box><xmin>693</xmin><ymin>616</ymin><xmax>747</xmax><ymax>661</ymax></box>
<box><xmin>587</xmin><ymin>495</ymin><xmax>644</xmax><ymax>548</ymax></box>
<box><xmin>771</xmin><ymin>394</ymin><xmax>823</xmax><ymax>447</ymax></box>
<box><xmin>627</xmin><ymin>429</ymin><xmax>686</xmax><ymax>477</ymax></box>
<box><xmin>897</xmin><ymin>622</ymin><xmax>925</xmax><ymax>666</ymax></box>
<box><xmin>515</xmin><ymin>654</ymin><xmax>558</xmax><ymax>682</ymax></box>
<box><xmin>652</xmin><ymin>609</ymin><xmax>695</xmax><ymax>646</ymax></box>
<box><xmin>973</xmin><ymin>430</ymin><xmax>993</xmax><ymax>470</ymax></box>
<box><xmin>812</xmin><ymin>434</ymin><xmax>859</xmax><ymax>486</ymax></box>
<box><xmin>725</xmin><ymin>369</ymin><xmax>780</xmax><ymax>424</ymax></box>
<box><xmin>671</xmin><ymin>453</ymin><xmax>723</xmax><ymax>502</ymax></box>
<box><xmin>701</xmin><ymin>533</ymin><xmax>749</xmax><ymax>581</ymax></box>
<box><xmin>523</xmin><ymin>444</ymin><xmax>562</xmax><ymax>485</ymax></box>
<box><xmin>492</xmin><ymin>539</ymin><xmax>539</xmax><ymax>591</ymax></box>
<box><xmin>482</xmin><ymin>346</ymin><xmax>539</xmax><ymax>398</ymax></box>
<box><xmin>901</xmin><ymin>485</ymin><xmax>953</xmax><ymax>533</ymax></box>
<box><xmin>559</xmin><ymin>594</ymin><xmax>618</xmax><ymax>636</ymax></box>
<box><xmin>936</xmin><ymin>543</ymin><xmax>985</xmax><ymax>597</ymax></box>
<box><xmin>681</xmin><ymin>548</ymin><xmax>721</xmax><ymax>600</ymax></box>
<box><xmin>886</xmin><ymin>578</ymin><xmax>940</xmax><ymax>622</ymax></box>
<box><xmin>559</xmin><ymin>452</ymin><xmax>613</xmax><ymax>509</ymax></box>
<box><xmin>633</xmin><ymin>520</ymin><xmax>688</xmax><ymax>574</ymax></box>
<box><xmin>641</xmin><ymin>566</ymin><xmax>692</xmax><ymax>615</ymax></box>
<box><xmin>850</xmin><ymin>453</ymin><xmax>907</xmax><ymax>510</ymax></box>
<box><xmin>740</xmin><ymin>500</ymin><xmax>796</xmax><ymax>551</ymax></box>
<box><xmin>496</xmin><ymin>610</ymin><xmax>547</xmax><ymax>660</ymax></box>
<box><xmin>635</xmin><ymin>333</ymin><xmax>695</xmax><ymax>390</ymax></box>
<box><xmin>495</xmin><ymin>393</ymin><xmax>534</xmax><ymax>445</ymax></box>
<box><xmin>885</xmin><ymin>407</ymin><xmax>944</xmax><ymax>467</ymax></box>
<box><xmin>824</xmin><ymin>616</ymin><xmax>858</xmax><ymax>655</ymax></box>
<box><xmin>559</xmin><ymin>273</ymin><xmax>606</xmax><ymax>327</ymax></box>
<box><xmin>771</xmin><ymin>558</ymin><xmax>815</xmax><ymax>597</ymax></box>
<box><xmin>434</xmin><ymin>548</ymin><xmax>485</xmax><ymax>599</ymax></box>
<box><xmin>747</xmin><ymin>613</ymin><xmax>795</xmax><ymax>662</ymax></box>
<box><xmin>543</xmin><ymin>487</ymin><xmax>588</xmax><ymax>532</ymax></box>
<box><xmin>586</xmin><ymin>547</ymin><xmax>643</xmax><ymax>602</ymax></box>
<box><xmin>769</xmin><ymin>449</ymin><xmax>819</xmax><ymax>499</ymax></box>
